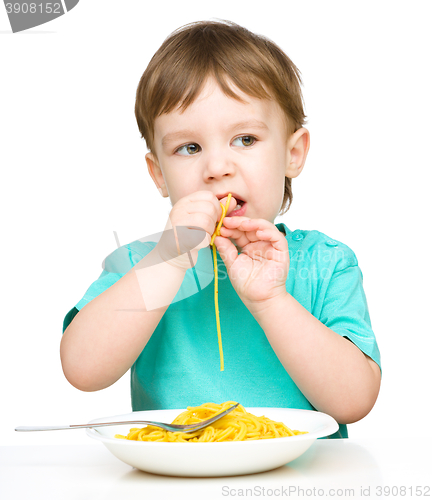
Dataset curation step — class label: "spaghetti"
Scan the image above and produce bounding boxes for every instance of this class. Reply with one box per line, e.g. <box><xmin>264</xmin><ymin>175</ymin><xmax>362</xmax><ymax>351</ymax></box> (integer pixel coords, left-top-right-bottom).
<box><xmin>115</xmin><ymin>401</ymin><xmax>308</xmax><ymax>442</ymax></box>
<box><xmin>210</xmin><ymin>193</ymin><xmax>232</xmax><ymax>371</ymax></box>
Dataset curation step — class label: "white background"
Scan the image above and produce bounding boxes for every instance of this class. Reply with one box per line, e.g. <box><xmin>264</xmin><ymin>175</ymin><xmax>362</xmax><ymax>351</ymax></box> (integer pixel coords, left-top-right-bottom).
<box><xmin>1</xmin><ymin>0</ymin><xmax>431</xmax><ymax>447</ymax></box>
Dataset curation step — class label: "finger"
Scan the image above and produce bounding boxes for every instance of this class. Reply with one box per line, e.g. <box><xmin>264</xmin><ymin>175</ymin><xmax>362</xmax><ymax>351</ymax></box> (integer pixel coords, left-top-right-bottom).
<box><xmin>243</xmin><ymin>219</ymin><xmax>287</xmax><ymax>250</ymax></box>
<box><xmin>222</xmin><ymin>215</ymin><xmax>250</xmax><ymax>226</ymax></box>
<box><xmin>184</xmin><ymin>200</ymin><xmax>220</xmax><ymax>219</ymax></box>
<box><xmin>170</xmin><ymin>201</ymin><xmax>219</xmax><ymax>236</ymax></box>
<box><xmin>220</xmin><ymin>219</ymin><xmax>264</xmax><ymax>247</ymax></box>
<box><xmin>218</xmin><ymin>195</ymin><xmax>237</xmax><ymax>216</ymax></box>
<box><xmin>223</xmin><ymin>218</ymin><xmax>277</xmax><ymax>239</ymax></box>
<box><xmin>185</xmin><ymin>190</ymin><xmax>223</xmax><ymax>214</ymax></box>
<box><xmin>223</xmin><ymin>218</ymin><xmax>287</xmax><ymax>252</ymax></box>
<box><xmin>219</xmin><ymin>225</ymin><xmax>252</xmax><ymax>249</ymax></box>
<box><xmin>224</xmin><ymin>217</ymin><xmax>275</xmax><ymax>231</ymax></box>
<box><xmin>219</xmin><ymin>225</ymin><xmax>245</xmax><ymax>239</ymax></box>
<box><xmin>221</xmin><ymin>216</ymin><xmax>252</xmax><ymax>245</ymax></box>
<box><xmin>213</xmin><ymin>235</ymin><xmax>239</xmax><ymax>271</ymax></box>
<box><xmin>254</xmin><ymin>227</ymin><xmax>287</xmax><ymax>252</ymax></box>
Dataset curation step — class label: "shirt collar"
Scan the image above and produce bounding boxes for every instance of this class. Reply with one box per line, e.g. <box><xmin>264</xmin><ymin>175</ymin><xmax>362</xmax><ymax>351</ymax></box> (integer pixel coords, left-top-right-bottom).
<box><xmin>276</xmin><ymin>222</ymin><xmax>292</xmax><ymax>238</ymax></box>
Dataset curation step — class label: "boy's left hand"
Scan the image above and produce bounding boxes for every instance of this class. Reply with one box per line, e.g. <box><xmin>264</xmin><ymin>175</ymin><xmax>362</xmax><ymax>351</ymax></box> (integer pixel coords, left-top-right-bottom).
<box><xmin>214</xmin><ymin>217</ymin><xmax>289</xmax><ymax>310</ymax></box>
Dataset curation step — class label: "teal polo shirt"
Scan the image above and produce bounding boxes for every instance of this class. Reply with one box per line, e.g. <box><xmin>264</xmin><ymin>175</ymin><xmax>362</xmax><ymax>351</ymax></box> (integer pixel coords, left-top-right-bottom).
<box><xmin>63</xmin><ymin>223</ymin><xmax>381</xmax><ymax>439</ymax></box>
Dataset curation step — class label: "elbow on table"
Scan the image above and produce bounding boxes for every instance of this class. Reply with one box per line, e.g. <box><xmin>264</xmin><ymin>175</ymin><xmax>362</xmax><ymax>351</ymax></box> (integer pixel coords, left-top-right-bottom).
<box><xmin>60</xmin><ymin>358</ymin><xmax>103</xmax><ymax>392</ymax></box>
<box><xmin>61</xmin><ymin>368</ymin><xmax>103</xmax><ymax>393</ymax></box>
<box><xmin>333</xmin><ymin>401</ymin><xmax>377</xmax><ymax>426</ymax></box>
<box><xmin>60</xmin><ymin>340</ymin><xmax>111</xmax><ymax>393</ymax></box>
<box><xmin>333</xmin><ymin>365</ymin><xmax>381</xmax><ymax>425</ymax></box>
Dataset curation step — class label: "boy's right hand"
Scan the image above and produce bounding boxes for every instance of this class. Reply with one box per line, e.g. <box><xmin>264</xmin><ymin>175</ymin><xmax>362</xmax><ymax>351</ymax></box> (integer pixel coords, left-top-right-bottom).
<box><xmin>156</xmin><ymin>191</ymin><xmax>237</xmax><ymax>269</ymax></box>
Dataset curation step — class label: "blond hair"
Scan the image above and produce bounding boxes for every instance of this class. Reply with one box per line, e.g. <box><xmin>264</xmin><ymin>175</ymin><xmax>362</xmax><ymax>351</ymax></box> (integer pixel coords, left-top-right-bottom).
<box><xmin>135</xmin><ymin>20</ymin><xmax>307</xmax><ymax>214</ymax></box>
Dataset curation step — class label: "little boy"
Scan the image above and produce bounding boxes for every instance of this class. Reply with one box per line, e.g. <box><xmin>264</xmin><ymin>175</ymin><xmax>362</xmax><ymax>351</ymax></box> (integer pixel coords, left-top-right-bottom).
<box><xmin>61</xmin><ymin>20</ymin><xmax>381</xmax><ymax>439</ymax></box>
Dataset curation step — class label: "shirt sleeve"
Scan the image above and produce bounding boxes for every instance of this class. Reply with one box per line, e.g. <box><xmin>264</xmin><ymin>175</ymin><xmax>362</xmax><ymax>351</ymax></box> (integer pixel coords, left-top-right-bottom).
<box><xmin>74</xmin><ymin>242</ymin><xmax>155</xmax><ymax>311</ymax></box>
<box><xmin>62</xmin><ymin>240</ymin><xmax>216</xmax><ymax>333</ymax></box>
<box><xmin>62</xmin><ymin>241</ymin><xmax>156</xmax><ymax>334</ymax></box>
<box><xmin>63</xmin><ymin>306</ymin><xmax>79</xmax><ymax>333</ymax></box>
<box><xmin>318</xmin><ymin>264</ymin><xmax>381</xmax><ymax>372</ymax></box>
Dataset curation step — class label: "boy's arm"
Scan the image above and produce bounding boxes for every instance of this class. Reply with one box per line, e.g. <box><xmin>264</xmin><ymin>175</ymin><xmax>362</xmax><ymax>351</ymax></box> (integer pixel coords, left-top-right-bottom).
<box><xmin>60</xmin><ymin>251</ymin><xmax>188</xmax><ymax>392</ymax></box>
<box><xmin>61</xmin><ymin>191</ymin><xmax>233</xmax><ymax>392</ymax></box>
<box><xmin>215</xmin><ymin>217</ymin><xmax>380</xmax><ymax>424</ymax></box>
<box><xmin>248</xmin><ymin>294</ymin><xmax>381</xmax><ymax>424</ymax></box>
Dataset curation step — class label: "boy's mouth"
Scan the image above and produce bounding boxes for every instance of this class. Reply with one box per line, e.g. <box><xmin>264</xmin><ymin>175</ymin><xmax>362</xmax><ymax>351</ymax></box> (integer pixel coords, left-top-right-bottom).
<box><xmin>216</xmin><ymin>193</ymin><xmax>246</xmax><ymax>216</ymax></box>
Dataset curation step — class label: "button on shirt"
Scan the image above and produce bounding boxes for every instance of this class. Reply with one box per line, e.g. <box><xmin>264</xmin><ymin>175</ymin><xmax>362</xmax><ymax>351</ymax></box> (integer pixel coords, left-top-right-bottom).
<box><xmin>63</xmin><ymin>223</ymin><xmax>381</xmax><ymax>439</ymax></box>
<box><xmin>325</xmin><ymin>239</ymin><xmax>338</xmax><ymax>247</ymax></box>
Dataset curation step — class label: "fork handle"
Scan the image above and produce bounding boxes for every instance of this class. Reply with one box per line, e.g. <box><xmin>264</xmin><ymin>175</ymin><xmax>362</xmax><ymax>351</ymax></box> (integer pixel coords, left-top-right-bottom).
<box><xmin>16</xmin><ymin>426</ymin><xmax>81</xmax><ymax>431</ymax></box>
<box><xmin>15</xmin><ymin>421</ymin><xmax>155</xmax><ymax>432</ymax></box>
<box><xmin>15</xmin><ymin>403</ymin><xmax>240</xmax><ymax>432</ymax></box>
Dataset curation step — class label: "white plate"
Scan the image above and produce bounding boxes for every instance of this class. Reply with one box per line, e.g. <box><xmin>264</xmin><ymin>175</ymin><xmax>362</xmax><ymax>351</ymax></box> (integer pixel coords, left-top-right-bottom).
<box><xmin>86</xmin><ymin>407</ymin><xmax>338</xmax><ymax>477</ymax></box>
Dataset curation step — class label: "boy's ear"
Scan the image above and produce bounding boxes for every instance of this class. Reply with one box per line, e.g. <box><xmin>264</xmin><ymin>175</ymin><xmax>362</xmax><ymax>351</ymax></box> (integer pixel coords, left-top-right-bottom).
<box><xmin>146</xmin><ymin>152</ymin><xmax>168</xmax><ymax>197</ymax></box>
<box><xmin>285</xmin><ymin>128</ymin><xmax>310</xmax><ymax>179</ymax></box>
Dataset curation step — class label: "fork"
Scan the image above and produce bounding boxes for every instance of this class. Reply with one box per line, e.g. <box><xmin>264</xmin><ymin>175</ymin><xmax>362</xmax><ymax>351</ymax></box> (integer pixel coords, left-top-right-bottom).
<box><xmin>15</xmin><ymin>403</ymin><xmax>240</xmax><ymax>434</ymax></box>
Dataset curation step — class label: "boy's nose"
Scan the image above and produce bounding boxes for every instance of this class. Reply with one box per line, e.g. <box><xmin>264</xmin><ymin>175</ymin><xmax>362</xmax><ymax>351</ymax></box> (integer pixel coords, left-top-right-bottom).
<box><xmin>203</xmin><ymin>152</ymin><xmax>235</xmax><ymax>180</ymax></box>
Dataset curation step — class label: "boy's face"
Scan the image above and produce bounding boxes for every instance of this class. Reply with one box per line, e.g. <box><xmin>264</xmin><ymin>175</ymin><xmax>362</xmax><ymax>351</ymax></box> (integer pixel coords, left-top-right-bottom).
<box><xmin>146</xmin><ymin>78</ymin><xmax>309</xmax><ymax>223</ymax></box>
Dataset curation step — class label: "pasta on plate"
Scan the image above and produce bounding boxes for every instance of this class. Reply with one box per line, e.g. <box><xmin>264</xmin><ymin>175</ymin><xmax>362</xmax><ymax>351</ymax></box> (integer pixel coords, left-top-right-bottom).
<box><xmin>115</xmin><ymin>401</ymin><xmax>308</xmax><ymax>443</ymax></box>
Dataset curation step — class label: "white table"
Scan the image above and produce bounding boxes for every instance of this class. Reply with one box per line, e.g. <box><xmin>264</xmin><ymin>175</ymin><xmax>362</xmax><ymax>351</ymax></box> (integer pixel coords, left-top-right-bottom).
<box><xmin>1</xmin><ymin>439</ymin><xmax>430</xmax><ymax>500</ymax></box>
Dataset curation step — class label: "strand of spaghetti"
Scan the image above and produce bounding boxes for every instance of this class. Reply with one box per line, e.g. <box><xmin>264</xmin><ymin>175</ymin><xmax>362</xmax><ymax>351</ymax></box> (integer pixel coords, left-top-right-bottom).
<box><xmin>211</xmin><ymin>193</ymin><xmax>232</xmax><ymax>371</ymax></box>
<box><xmin>210</xmin><ymin>193</ymin><xmax>232</xmax><ymax>245</ymax></box>
<box><xmin>213</xmin><ymin>243</ymin><xmax>224</xmax><ymax>371</ymax></box>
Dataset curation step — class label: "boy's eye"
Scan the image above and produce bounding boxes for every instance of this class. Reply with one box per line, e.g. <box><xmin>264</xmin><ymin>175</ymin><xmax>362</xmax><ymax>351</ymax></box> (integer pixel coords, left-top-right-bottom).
<box><xmin>232</xmin><ymin>136</ymin><xmax>256</xmax><ymax>147</ymax></box>
<box><xmin>176</xmin><ymin>143</ymin><xmax>201</xmax><ymax>156</ymax></box>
